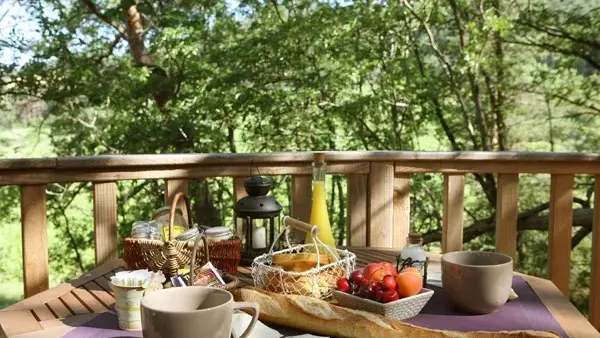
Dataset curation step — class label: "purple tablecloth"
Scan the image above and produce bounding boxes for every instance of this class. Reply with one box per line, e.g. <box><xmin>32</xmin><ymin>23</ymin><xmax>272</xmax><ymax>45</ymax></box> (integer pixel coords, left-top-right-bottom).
<box><xmin>62</xmin><ymin>276</ymin><xmax>567</xmax><ymax>337</ymax></box>
<box><xmin>406</xmin><ymin>276</ymin><xmax>567</xmax><ymax>337</ymax></box>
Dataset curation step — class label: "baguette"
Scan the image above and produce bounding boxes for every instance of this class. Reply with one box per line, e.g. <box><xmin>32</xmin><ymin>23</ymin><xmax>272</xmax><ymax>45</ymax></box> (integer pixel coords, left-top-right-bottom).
<box><xmin>234</xmin><ymin>287</ymin><xmax>561</xmax><ymax>338</ymax></box>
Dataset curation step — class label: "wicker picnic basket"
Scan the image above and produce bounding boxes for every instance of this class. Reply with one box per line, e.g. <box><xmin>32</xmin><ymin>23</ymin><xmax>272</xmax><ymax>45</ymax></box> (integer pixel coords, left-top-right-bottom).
<box><xmin>123</xmin><ymin>192</ymin><xmax>242</xmax><ymax>276</ymax></box>
<box><xmin>252</xmin><ymin>216</ymin><xmax>356</xmax><ymax>300</ymax></box>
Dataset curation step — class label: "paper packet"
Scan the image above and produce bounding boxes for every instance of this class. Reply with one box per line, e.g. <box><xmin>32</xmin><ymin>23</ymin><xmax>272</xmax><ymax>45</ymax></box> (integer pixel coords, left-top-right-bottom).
<box><xmin>192</xmin><ymin>262</ymin><xmax>226</xmax><ymax>287</ymax></box>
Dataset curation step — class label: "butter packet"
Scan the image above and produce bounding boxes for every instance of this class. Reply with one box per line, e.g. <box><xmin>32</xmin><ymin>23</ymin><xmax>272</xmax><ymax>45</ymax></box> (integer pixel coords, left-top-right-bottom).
<box><xmin>192</xmin><ymin>262</ymin><xmax>225</xmax><ymax>287</ymax></box>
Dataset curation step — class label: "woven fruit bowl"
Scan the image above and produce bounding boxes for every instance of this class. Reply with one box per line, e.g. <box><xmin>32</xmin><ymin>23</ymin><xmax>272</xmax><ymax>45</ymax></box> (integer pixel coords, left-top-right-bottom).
<box><xmin>332</xmin><ymin>288</ymin><xmax>434</xmax><ymax>321</ymax></box>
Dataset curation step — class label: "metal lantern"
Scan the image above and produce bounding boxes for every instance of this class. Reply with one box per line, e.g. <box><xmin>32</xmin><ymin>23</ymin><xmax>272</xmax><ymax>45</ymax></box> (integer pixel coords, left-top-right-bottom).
<box><xmin>234</xmin><ymin>176</ymin><xmax>282</xmax><ymax>265</ymax></box>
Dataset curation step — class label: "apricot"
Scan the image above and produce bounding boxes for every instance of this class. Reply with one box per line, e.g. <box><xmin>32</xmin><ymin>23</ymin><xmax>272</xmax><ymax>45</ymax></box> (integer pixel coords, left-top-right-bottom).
<box><xmin>396</xmin><ymin>271</ymin><xmax>423</xmax><ymax>298</ymax></box>
<box><xmin>401</xmin><ymin>267</ymin><xmax>421</xmax><ymax>277</ymax></box>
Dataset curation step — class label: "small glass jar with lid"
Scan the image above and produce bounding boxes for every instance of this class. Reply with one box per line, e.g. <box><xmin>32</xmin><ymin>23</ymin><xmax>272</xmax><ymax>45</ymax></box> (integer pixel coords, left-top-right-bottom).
<box><xmin>152</xmin><ymin>206</ymin><xmax>189</xmax><ymax>240</ymax></box>
<box><xmin>396</xmin><ymin>232</ymin><xmax>429</xmax><ymax>283</ymax></box>
<box><xmin>131</xmin><ymin>220</ymin><xmax>164</xmax><ymax>240</ymax></box>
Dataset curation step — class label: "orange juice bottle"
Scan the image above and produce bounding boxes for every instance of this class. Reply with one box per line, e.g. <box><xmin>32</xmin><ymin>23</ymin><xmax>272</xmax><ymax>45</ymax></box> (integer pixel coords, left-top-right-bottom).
<box><xmin>305</xmin><ymin>153</ymin><xmax>338</xmax><ymax>257</ymax></box>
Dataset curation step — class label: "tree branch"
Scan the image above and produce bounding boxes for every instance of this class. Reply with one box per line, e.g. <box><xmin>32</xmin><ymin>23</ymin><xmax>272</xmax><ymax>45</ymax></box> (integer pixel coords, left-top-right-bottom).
<box><xmin>505</xmin><ymin>38</ymin><xmax>600</xmax><ymax>71</ymax></box>
<box><xmin>423</xmin><ymin>207</ymin><xmax>593</xmax><ymax>247</ymax></box>
<box><xmin>80</xmin><ymin>0</ymin><xmax>127</xmax><ymax>38</ymax></box>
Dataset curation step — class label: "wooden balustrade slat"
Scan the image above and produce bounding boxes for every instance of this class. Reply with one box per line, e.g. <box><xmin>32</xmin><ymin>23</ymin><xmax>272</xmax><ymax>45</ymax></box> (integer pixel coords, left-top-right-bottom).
<box><xmin>291</xmin><ymin>176</ymin><xmax>312</xmax><ymax>243</ymax></box>
<box><xmin>347</xmin><ymin>175</ymin><xmax>368</xmax><ymax>247</ymax></box>
<box><xmin>93</xmin><ymin>182</ymin><xmax>118</xmax><ymax>266</ymax></box>
<box><xmin>393</xmin><ymin>174</ymin><xmax>411</xmax><ymax>249</ymax></box>
<box><xmin>442</xmin><ymin>174</ymin><xmax>465</xmax><ymax>253</ymax></box>
<box><xmin>164</xmin><ymin>179</ymin><xmax>190</xmax><ymax>224</ymax></box>
<box><xmin>589</xmin><ymin>176</ymin><xmax>600</xmax><ymax>330</ymax></box>
<box><xmin>495</xmin><ymin>174</ymin><xmax>519</xmax><ymax>261</ymax></box>
<box><xmin>368</xmin><ymin>162</ymin><xmax>395</xmax><ymax>248</ymax></box>
<box><xmin>233</xmin><ymin>177</ymin><xmax>248</xmax><ymax>239</ymax></box>
<box><xmin>20</xmin><ymin>185</ymin><xmax>49</xmax><ymax>298</ymax></box>
<box><xmin>548</xmin><ymin>174</ymin><xmax>574</xmax><ymax>297</ymax></box>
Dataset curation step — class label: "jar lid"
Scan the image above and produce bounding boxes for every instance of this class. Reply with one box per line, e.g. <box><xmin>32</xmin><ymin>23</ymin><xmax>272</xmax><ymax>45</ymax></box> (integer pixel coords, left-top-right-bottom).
<box><xmin>408</xmin><ymin>232</ymin><xmax>422</xmax><ymax>244</ymax></box>
<box><xmin>205</xmin><ymin>226</ymin><xmax>232</xmax><ymax>236</ymax></box>
<box><xmin>175</xmin><ymin>228</ymin><xmax>200</xmax><ymax>241</ymax></box>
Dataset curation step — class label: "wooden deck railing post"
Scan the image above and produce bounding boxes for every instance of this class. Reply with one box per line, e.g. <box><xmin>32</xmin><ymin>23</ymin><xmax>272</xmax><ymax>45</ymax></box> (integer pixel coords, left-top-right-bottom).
<box><xmin>164</xmin><ymin>179</ymin><xmax>190</xmax><ymax>223</ymax></box>
<box><xmin>495</xmin><ymin>174</ymin><xmax>519</xmax><ymax>261</ymax></box>
<box><xmin>442</xmin><ymin>174</ymin><xmax>465</xmax><ymax>253</ymax></box>
<box><xmin>548</xmin><ymin>174</ymin><xmax>574</xmax><ymax>297</ymax></box>
<box><xmin>347</xmin><ymin>175</ymin><xmax>368</xmax><ymax>247</ymax></box>
<box><xmin>393</xmin><ymin>174</ymin><xmax>411</xmax><ymax>249</ymax></box>
<box><xmin>368</xmin><ymin>162</ymin><xmax>395</xmax><ymax>247</ymax></box>
<box><xmin>589</xmin><ymin>176</ymin><xmax>600</xmax><ymax>330</ymax></box>
<box><xmin>93</xmin><ymin>182</ymin><xmax>118</xmax><ymax>266</ymax></box>
<box><xmin>20</xmin><ymin>185</ymin><xmax>49</xmax><ymax>298</ymax></box>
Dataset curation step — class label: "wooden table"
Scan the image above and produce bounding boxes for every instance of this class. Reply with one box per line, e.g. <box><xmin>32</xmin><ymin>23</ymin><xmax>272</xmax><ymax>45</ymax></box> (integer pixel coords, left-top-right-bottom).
<box><xmin>1</xmin><ymin>248</ymin><xmax>597</xmax><ymax>338</ymax></box>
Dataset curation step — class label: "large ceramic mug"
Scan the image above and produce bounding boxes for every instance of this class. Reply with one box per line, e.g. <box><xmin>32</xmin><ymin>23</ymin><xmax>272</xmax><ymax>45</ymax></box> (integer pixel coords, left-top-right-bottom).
<box><xmin>442</xmin><ymin>251</ymin><xmax>513</xmax><ymax>314</ymax></box>
<box><xmin>140</xmin><ymin>286</ymin><xmax>259</xmax><ymax>338</ymax></box>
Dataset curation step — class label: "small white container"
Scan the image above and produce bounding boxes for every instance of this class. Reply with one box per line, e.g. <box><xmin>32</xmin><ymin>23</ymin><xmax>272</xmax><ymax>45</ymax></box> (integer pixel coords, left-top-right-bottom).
<box><xmin>204</xmin><ymin>226</ymin><xmax>233</xmax><ymax>242</ymax></box>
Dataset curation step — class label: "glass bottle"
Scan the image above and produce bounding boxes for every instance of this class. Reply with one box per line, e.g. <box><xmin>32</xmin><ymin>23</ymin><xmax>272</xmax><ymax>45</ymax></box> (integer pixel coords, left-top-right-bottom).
<box><xmin>399</xmin><ymin>233</ymin><xmax>427</xmax><ymax>272</ymax></box>
<box><xmin>304</xmin><ymin>153</ymin><xmax>338</xmax><ymax>256</ymax></box>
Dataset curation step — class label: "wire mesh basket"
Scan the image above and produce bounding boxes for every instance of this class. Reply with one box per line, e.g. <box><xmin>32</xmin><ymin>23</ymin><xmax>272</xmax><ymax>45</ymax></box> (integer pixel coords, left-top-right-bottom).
<box><xmin>252</xmin><ymin>216</ymin><xmax>356</xmax><ymax>300</ymax></box>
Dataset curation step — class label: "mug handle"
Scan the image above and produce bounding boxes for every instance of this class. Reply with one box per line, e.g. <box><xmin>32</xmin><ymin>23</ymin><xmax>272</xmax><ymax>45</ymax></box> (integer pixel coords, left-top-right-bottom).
<box><xmin>233</xmin><ymin>302</ymin><xmax>259</xmax><ymax>338</ymax></box>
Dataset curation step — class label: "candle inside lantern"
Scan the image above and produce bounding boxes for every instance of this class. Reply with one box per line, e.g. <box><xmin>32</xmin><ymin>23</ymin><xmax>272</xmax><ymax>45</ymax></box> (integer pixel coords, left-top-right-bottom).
<box><xmin>252</xmin><ymin>226</ymin><xmax>267</xmax><ymax>249</ymax></box>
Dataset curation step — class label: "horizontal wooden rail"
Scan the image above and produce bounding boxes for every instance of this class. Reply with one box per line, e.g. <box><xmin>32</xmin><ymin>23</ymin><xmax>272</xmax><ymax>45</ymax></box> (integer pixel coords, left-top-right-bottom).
<box><xmin>5</xmin><ymin>151</ymin><xmax>600</xmax><ymax>329</ymax></box>
<box><xmin>2</xmin><ymin>151</ymin><xmax>600</xmax><ymax>170</ymax></box>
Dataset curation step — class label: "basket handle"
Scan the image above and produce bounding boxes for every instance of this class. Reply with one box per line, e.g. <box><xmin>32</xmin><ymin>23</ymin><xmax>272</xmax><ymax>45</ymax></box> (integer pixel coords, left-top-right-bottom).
<box><xmin>189</xmin><ymin>234</ymin><xmax>210</xmax><ymax>283</ymax></box>
<box><xmin>168</xmin><ymin>192</ymin><xmax>193</xmax><ymax>241</ymax></box>
<box><xmin>283</xmin><ymin>216</ymin><xmax>319</xmax><ymax>238</ymax></box>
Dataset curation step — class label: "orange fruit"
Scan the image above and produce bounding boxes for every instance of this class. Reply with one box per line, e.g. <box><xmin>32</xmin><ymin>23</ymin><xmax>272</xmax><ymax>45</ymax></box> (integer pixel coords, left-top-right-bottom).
<box><xmin>402</xmin><ymin>267</ymin><xmax>421</xmax><ymax>277</ymax></box>
<box><xmin>396</xmin><ymin>271</ymin><xmax>423</xmax><ymax>298</ymax></box>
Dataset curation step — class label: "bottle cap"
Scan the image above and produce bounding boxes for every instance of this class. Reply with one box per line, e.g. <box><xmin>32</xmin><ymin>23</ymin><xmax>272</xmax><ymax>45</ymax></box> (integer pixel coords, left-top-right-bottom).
<box><xmin>408</xmin><ymin>232</ymin><xmax>422</xmax><ymax>244</ymax></box>
<box><xmin>314</xmin><ymin>152</ymin><xmax>325</xmax><ymax>163</ymax></box>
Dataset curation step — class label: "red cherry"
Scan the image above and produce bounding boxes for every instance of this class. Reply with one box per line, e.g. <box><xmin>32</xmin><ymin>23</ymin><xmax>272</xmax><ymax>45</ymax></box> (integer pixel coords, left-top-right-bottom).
<box><xmin>382</xmin><ymin>275</ymin><xmax>397</xmax><ymax>291</ymax></box>
<box><xmin>336</xmin><ymin>278</ymin><xmax>352</xmax><ymax>293</ymax></box>
<box><xmin>350</xmin><ymin>270</ymin><xmax>365</xmax><ymax>285</ymax></box>
<box><xmin>375</xmin><ymin>288</ymin><xmax>385</xmax><ymax>302</ymax></box>
<box><xmin>382</xmin><ymin>290</ymin><xmax>399</xmax><ymax>303</ymax></box>
<box><xmin>358</xmin><ymin>284</ymin><xmax>375</xmax><ymax>299</ymax></box>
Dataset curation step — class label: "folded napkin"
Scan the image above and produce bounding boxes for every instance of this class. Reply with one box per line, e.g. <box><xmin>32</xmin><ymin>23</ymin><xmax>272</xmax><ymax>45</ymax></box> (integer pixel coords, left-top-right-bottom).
<box><xmin>231</xmin><ymin>312</ymin><xmax>328</xmax><ymax>338</ymax></box>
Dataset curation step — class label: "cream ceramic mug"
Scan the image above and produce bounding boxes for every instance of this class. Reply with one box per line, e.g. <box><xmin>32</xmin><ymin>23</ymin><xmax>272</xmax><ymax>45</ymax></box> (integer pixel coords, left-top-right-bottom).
<box><xmin>140</xmin><ymin>286</ymin><xmax>259</xmax><ymax>338</ymax></box>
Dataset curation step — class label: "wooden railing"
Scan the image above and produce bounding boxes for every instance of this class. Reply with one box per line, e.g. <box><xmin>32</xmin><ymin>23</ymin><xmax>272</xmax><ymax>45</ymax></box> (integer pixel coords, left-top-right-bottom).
<box><xmin>2</xmin><ymin>151</ymin><xmax>600</xmax><ymax>329</ymax></box>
